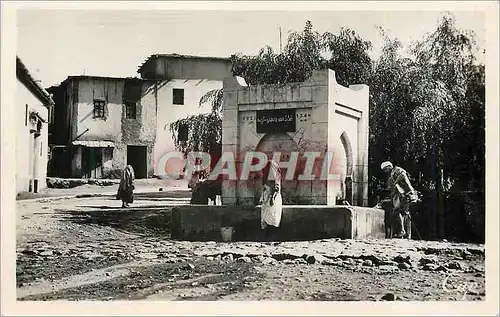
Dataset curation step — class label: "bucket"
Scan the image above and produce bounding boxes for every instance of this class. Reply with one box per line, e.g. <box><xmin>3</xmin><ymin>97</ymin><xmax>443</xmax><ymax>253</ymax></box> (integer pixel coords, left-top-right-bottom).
<box><xmin>220</xmin><ymin>226</ymin><xmax>234</xmax><ymax>242</ymax></box>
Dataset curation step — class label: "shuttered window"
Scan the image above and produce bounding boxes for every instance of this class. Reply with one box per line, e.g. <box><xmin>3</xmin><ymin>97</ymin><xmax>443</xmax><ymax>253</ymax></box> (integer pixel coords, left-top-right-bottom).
<box><xmin>93</xmin><ymin>99</ymin><xmax>105</xmax><ymax>118</ymax></box>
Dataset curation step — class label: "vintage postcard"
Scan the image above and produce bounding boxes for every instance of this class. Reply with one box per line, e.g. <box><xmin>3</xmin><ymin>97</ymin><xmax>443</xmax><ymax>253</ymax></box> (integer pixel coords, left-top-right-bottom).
<box><xmin>1</xmin><ymin>1</ymin><xmax>498</xmax><ymax>315</ymax></box>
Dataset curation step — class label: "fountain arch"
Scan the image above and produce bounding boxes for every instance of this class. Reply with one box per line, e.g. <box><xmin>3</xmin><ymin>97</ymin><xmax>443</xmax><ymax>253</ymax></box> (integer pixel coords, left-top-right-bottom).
<box><xmin>340</xmin><ymin>131</ymin><xmax>354</xmax><ymax>204</ymax></box>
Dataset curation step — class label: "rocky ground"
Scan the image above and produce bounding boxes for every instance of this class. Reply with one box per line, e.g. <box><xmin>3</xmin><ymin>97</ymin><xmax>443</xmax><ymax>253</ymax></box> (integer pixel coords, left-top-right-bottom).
<box><xmin>15</xmin><ymin>184</ymin><xmax>486</xmax><ymax>301</ymax></box>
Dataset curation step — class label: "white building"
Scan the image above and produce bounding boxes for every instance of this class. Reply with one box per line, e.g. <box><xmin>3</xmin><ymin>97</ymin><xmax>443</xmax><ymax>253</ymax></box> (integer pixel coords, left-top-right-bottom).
<box><xmin>16</xmin><ymin>56</ymin><xmax>54</xmax><ymax>193</ymax></box>
<box><xmin>137</xmin><ymin>54</ymin><xmax>232</xmax><ymax>176</ymax></box>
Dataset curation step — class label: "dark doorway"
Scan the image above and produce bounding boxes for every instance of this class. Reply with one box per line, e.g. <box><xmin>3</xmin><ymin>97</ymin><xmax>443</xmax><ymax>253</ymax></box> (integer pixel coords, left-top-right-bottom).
<box><xmin>82</xmin><ymin>147</ymin><xmax>103</xmax><ymax>178</ymax></box>
<box><xmin>127</xmin><ymin>145</ymin><xmax>147</xmax><ymax>179</ymax></box>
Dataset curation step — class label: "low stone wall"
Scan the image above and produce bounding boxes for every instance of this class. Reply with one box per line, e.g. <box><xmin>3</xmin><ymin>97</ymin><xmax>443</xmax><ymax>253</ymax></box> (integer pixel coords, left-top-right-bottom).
<box><xmin>46</xmin><ymin>178</ymin><xmax>119</xmax><ymax>189</ymax></box>
<box><xmin>171</xmin><ymin>205</ymin><xmax>385</xmax><ymax>241</ymax></box>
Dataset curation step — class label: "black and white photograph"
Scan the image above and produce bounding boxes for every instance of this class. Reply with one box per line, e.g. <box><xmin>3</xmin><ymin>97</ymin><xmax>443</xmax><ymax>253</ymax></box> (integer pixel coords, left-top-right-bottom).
<box><xmin>1</xmin><ymin>1</ymin><xmax>498</xmax><ymax>315</ymax></box>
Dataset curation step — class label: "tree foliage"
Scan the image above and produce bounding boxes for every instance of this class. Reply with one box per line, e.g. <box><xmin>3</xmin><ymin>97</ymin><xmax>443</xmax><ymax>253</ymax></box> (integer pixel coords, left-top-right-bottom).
<box><xmin>368</xmin><ymin>14</ymin><xmax>484</xmax><ymax>193</ymax></box>
<box><xmin>169</xmin><ymin>111</ymin><xmax>222</xmax><ymax>155</ymax></box>
<box><xmin>170</xmin><ymin>20</ymin><xmax>373</xmax><ymax>154</ymax></box>
<box><xmin>367</xmin><ymin>14</ymin><xmax>485</xmax><ymax>240</ymax></box>
<box><xmin>169</xmin><ymin>15</ymin><xmax>485</xmax><ymax>239</ymax></box>
<box><xmin>323</xmin><ymin>27</ymin><xmax>373</xmax><ymax>86</ymax></box>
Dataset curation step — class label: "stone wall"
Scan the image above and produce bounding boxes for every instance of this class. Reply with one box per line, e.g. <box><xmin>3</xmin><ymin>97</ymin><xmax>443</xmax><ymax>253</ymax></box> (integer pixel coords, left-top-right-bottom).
<box><xmin>221</xmin><ymin>69</ymin><xmax>369</xmax><ymax>206</ymax></box>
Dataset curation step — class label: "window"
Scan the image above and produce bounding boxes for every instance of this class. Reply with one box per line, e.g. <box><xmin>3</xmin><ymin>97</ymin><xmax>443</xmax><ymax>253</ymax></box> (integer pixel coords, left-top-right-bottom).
<box><xmin>173</xmin><ymin>88</ymin><xmax>184</xmax><ymax>105</ymax></box>
<box><xmin>25</xmin><ymin>105</ymin><xmax>28</xmax><ymax>126</ymax></box>
<box><xmin>125</xmin><ymin>101</ymin><xmax>137</xmax><ymax>119</ymax></box>
<box><xmin>178</xmin><ymin>123</ymin><xmax>188</xmax><ymax>142</ymax></box>
<box><xmin>93</xmin><ymin>99</ymin><xmax>106</xmax><ymax>118</ymax></box>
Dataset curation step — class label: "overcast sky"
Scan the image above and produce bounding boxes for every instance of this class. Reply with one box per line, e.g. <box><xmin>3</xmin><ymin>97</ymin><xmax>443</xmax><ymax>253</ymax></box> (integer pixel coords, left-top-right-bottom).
<box><xmin>16</xmin><ymin>9</ymin><xmax>485</xmax><ymax>88</ymax></box>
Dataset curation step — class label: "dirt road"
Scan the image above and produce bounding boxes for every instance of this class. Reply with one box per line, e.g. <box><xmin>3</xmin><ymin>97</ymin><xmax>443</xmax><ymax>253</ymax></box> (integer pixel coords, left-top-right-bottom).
<box><xmin>15</xmin><ymin>187</ymin><xmax>485</xmax><ymax>301</ymax></box>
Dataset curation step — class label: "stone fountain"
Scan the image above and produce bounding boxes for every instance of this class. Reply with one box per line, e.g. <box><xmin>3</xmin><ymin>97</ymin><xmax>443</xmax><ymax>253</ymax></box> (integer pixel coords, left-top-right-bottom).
<box><xmin>171</xmin><ymin>69</ymin><xmax>384</xmax><ymax>241</ymax></box>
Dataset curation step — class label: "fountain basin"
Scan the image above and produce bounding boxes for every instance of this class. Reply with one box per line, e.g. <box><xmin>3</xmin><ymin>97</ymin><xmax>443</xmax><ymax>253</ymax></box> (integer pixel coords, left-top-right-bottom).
<box><xmin>171</xmin><ymin>205</ymin><xmax>384</xmax><ymax>241</ymax></box>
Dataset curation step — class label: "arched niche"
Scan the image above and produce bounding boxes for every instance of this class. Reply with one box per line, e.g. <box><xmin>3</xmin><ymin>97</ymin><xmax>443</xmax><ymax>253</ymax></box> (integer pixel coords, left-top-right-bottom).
<box><xmin>340</xmin><ymin>131</ymin><xmax>354</xmax><ymax>204</ymax></box>
<box><xmin>254</xmin><ymin>132</ymin><xmax>299</xmax><ymax>204</ymax></box>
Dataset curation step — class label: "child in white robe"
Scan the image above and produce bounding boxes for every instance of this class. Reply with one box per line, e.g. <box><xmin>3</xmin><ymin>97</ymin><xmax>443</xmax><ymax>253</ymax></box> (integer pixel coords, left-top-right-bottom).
<box><xmin>259</xmin><ymin>160</ymin><xmax>283</xmax><ymax>232</ymax></box>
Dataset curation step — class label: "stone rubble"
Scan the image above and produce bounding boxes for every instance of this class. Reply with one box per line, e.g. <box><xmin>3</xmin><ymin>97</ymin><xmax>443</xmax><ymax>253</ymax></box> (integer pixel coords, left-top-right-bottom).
<box><xmin>17</xmin><ymin>238</ymin><xmax>484</xmax><ymax>276</ymax></box>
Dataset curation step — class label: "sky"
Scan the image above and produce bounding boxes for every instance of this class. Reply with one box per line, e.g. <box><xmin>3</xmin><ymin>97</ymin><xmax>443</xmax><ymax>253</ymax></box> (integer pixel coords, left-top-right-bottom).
<box><xmin>16</xmin><ymin>9</ymin><xmax>485</xmax><ymax>88</ymax></box>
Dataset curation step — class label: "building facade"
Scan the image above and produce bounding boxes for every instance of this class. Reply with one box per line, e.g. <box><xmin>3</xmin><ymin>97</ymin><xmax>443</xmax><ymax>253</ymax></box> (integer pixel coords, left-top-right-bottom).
<box><xmin>48</xmin><ymin>76</ymin><xmax>157</xmax><ymax>178</ymax></box>
<box><xmin>16</xmin><ymin>56</ymin><xmax>55</xmax><ymax>193</ymax></box>
<box><xmin>137</xmin><ymin>54</ymin><xmax>232</xmax><ymax>176</ymax></box>
<box><xmin>48</xmin><ymin>54</ymin><xmax>232</xmax><ymax>179</ymax></box>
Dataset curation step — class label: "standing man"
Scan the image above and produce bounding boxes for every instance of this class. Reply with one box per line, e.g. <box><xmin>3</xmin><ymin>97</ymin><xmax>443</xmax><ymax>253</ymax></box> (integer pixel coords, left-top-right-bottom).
<box><xmin>381</xmin><ymin>161</ymin><xmax>419</xmax><ymax>239</ymax></box>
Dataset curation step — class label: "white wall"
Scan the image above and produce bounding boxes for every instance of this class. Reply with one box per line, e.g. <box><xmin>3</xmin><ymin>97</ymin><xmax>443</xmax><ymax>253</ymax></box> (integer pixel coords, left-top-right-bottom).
<box><xmin>153</xmin><ymin>79</ymin><xmax>223</xmax><ymax>175</ymax></box>
<box><xmin>154</xmin><ymin>57</ymin><xmax>232</xmax><ymax>82</ymax></box>
<box><xmin>16</xmin><ymin>80</ymin><xmax>49</xmax><ymax>193</ymax></box>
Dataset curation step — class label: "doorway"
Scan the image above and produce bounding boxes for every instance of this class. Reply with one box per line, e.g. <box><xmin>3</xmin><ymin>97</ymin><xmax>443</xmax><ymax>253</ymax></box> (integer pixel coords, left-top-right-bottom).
<box><xmin>127</xmin><ymin>145</ymin><xmax>147</xmax><ymax>179</ymax></box>
<box><xmin>82</xmin><ymin>147</ymin><xmax>103</xmax><ymax>178</ymax></box>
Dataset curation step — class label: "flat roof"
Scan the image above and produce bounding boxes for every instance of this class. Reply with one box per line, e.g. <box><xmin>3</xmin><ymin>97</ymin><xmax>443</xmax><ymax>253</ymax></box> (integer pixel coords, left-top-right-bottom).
<box><xmin>137</xmin><ymin>53</ymin><xmax>230</xmax><ymax>73</ymax></box>
<box><xmin>49</xmin><ymin>75</ymin><xmax>157</xmax><ymax>89</ymax></box>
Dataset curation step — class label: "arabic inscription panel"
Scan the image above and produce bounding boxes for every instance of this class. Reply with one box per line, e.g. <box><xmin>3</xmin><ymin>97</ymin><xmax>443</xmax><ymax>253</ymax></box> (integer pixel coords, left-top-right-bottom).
<box><xmin>238</xmin><ymin>108</ymin><xmax>313</xmax><ymax>153</ymax></box>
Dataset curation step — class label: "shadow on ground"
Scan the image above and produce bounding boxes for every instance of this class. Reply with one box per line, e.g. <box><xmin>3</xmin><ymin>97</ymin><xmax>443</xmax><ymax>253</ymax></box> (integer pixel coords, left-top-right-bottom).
<box><xmin>17</xmin><ymin>189</ymin><xmax>191</xmax><ymax>201</ymax></box>
<box><xmin>56</xmin><ymin>206</ymin><xmax>173</xmax><ymax>237</ymax></box>
<box><xmin>135</xmin><ymin>190</ymin><xmax>192</xmax><ymax>199</ymax></box>
<box><xmin>74</xmin><ymin>190</ymin><xmax>192</xmax><ymax>200</ymax></box>
<box><xmin>17</xmin><ymin>191</ymin><xmax>63</xmax><ymax>200</ymax></box>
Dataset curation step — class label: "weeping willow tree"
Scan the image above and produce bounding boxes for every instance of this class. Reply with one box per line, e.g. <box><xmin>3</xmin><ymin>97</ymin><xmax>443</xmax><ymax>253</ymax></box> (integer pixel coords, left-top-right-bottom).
<box><xmin>168</xmin><ymin>89</ymin><xmax>223</xmax><ymax>155</ymax></box>
<box><xmin>369</xmin><ymin>13</ymin><xmax>483</xmax><ymax>186</ymax></box>
<box><xmin>169</xmin><ymin>21</ymin><xmax>373</xmax><ymax>157</ymax></box>
<box><xmin>368</xmin><ymin>13</ymin><xmax>484</xmax><ymax>240</ymax></box>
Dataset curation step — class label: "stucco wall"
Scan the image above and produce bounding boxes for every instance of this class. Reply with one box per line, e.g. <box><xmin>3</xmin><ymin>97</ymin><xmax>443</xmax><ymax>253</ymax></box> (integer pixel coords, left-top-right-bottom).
<box><xmin>75</xmin><ymin>78</ymin><xmax>124</xmax><ymax>143</ymax></box>
<box><xmin>72</xmin><ymin>78</ymin><xmax>123</xmax><ymax>177</ymax></box>
<box><xmin>64</xmin><ymin>77</ymin><xmax>223</xmax><ymax>178</ymax></box>
<box><xmin>336</xmin><ymin>83</ymin><xmax>370</xmax><ymax>206</ymax></box>
<box><xmin>152</xmin><ymin>79</ymin><xmax>223</xmax><ymax>176</ymax></box>
<box><xmin>118</xmin><ymin>80</ymin><xmax>157</xmax><ymax>176</ymax></box>
<box><xmin>151</xmin><ymin>57</ymin><xmax>232</xmax><ymax>81</ymax></box>
<box><xmin>16</xmin><ymin>80</ymin><xmax>49</xmax><ymax>193</ymax></box>
<box><xmin>222</xmin><ymin>69</ymin><xmax>369</xmax><ymax>207</ymax></box>
<box><xmin>67</xmin><ymin>78</ymin><xmax>158</xmax><ymax>177</ymax></box>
